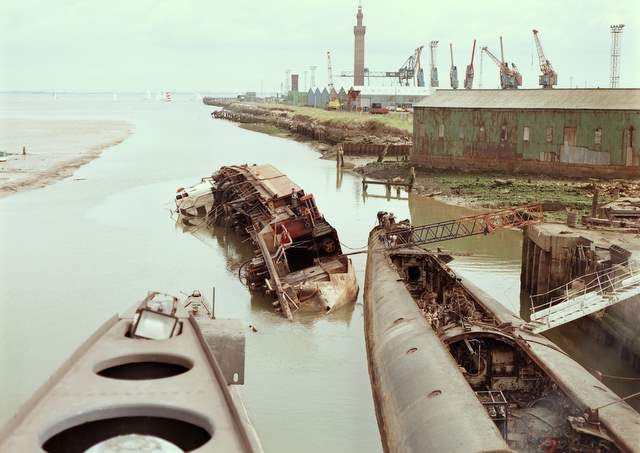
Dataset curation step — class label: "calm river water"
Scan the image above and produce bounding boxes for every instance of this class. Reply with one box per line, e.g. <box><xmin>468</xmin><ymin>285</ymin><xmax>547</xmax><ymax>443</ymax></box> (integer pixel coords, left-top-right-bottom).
<box><xmin>0</xmin><ymin>93</ymin><xmax>637</xmax><ymax>452</ymax></box>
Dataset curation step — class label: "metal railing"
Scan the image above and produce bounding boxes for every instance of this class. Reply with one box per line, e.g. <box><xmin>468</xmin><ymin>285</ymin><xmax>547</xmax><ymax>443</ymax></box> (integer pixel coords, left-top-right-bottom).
<box><xmin>530</xmin><ymin>262</ymin><xmax>639</xmax><ymax>325</ymax></box>
<box><xmin>383</xmin><ymin>204</ymin><xmax>544</xmax><ymax>248</ymax></box>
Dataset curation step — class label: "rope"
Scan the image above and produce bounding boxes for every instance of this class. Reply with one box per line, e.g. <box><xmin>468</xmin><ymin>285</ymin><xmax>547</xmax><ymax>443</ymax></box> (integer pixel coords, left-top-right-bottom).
<box><xmin>596</xmin><ymin>372</ymin><xmax>640</xmax><ymax>381</ymax></box>
<box><xmin>593</xmin><ymin>390</ymin><xmax>640</xmax><ymax>410</ymax></box>
<box><xmin>340</xmin><ymin>240</ymin><xmax>368</xmax><ymax>251</ymax></box>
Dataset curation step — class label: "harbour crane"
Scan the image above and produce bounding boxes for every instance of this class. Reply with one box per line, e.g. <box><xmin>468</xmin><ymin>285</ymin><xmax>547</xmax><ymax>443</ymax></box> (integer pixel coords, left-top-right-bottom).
<box><xmin>482</xmin><ymin>37</ymin><xmax>522</xmax><ymax>89</ymax></box>
<box><xmin>449</xmin><ymin>43</ymin><xmax>458</xmax><ymax>89</ymax></box>
<box><xmin>326</xmin><ymin>51</ymin><xmax>341</xmax><ymax>109</ymax></box>
<box><xmin>416</xmin><ymin>46</ymin><xmax>425</xmax><ymax>87</ymax></box>
<box><xmin>430</xmin><ymin>41</ymin><xmax>439</xmax><ymax>87</ymax></box>
<box><xmin>398</xmin><ymin>46</ymin><xmax>425</xmax><ymax>86</ymax></box>
<box><xmin>463</xmin><ymin>39</ymin><xmax>476</xmax><ymax>89</ymax></box>
<box><xmin>339</xmin><ymin>46</ymin><xmax>426</xmax><ymax>87</ymax></box>
<box><xmin>532</xmin><ymin>29</ymin><xmax>557</xmax><ymax>88</ymax></box>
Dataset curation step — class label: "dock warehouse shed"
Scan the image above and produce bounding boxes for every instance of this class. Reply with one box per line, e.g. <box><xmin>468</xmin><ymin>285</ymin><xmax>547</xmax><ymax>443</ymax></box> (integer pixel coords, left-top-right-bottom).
<box><xmin>412</xmin><ymin>89</ymin><xmax>640</xmax><ymax>179</ymax></box>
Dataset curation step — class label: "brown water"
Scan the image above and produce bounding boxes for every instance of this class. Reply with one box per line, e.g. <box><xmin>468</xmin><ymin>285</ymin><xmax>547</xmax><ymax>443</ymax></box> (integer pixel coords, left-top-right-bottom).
<box><xmin>0</xmin><ymin>94</ymin><xmax>637</xmax><ymax>453</ymax></box>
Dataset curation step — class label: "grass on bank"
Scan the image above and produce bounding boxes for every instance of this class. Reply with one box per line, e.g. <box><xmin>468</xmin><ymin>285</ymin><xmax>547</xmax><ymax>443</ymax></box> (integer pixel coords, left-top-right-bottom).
<box><xmin>258</xmin><ymin>103</ymin><xmax>413</xmax><ymax>133</ymax></box>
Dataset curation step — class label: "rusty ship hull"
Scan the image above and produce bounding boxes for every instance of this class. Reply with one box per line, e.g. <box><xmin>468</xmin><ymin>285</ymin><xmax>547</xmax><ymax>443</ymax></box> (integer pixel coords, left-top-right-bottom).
<box><xmin>364</xmin><ymin>223</ymin><xmax>640</xmax><ymax>453</ymax></box>
<box><xmin>177</xmin><ymin>164</ymin><xmax>358</xmax><ymax>319</ymax></box>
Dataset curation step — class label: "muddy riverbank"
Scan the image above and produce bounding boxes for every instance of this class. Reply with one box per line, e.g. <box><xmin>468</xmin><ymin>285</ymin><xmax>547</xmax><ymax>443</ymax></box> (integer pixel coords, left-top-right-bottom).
<box><xmin>0</xmin><ymin>118</ymin><xmax>132</xmax><ymax>196</ymax></box>
<box><xmin>210</xmin><ymin>101</ymin><xmax>640</xmax><ymax>221</ymax></box>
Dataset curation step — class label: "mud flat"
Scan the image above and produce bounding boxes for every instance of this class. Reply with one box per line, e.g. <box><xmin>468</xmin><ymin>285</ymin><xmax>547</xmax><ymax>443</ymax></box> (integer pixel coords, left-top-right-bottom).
<box><xmin>356</xmin><ymin>161</ymin><xmax>639</xmax><ymax>221</ymax></box>
<box><xmin>0</xmin><ymin>118</ymin><xmax>131</xmax><ymax>196</ymax></box>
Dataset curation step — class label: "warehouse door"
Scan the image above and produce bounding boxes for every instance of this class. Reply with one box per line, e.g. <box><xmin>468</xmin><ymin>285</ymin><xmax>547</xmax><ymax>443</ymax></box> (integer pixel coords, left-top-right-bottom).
<box><xmin>563</xmin><ymin>127</ymin><xmax>577</xmax><ymax>146</ymax></box>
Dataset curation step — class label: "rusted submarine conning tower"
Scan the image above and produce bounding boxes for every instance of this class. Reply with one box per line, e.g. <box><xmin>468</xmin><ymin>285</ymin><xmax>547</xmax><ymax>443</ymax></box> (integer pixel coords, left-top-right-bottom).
<box><xmin>364</xmin><ymin>234</ymin><xmax>512</xmax><ymax>453</ymax></box>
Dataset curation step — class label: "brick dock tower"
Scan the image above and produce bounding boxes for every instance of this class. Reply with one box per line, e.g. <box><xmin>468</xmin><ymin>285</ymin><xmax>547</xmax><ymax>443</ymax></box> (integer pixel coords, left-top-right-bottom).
<box><xmin>353</xmin><ymin>4</ymin><xmax>366</xmax><ymax>86</ymax></box>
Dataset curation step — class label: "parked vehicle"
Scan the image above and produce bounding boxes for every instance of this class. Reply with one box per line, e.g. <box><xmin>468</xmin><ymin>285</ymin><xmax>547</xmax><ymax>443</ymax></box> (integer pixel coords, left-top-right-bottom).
<box><xmin>369</xmin><ymin>103</ymin><xmax>389</xmax><ymax>114</ymax></box>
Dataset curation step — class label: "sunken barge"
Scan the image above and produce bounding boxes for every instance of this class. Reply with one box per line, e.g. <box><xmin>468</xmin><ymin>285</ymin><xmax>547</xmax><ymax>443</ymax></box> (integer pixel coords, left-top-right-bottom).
<box><xmin>176</xmin><ymin>164</ymin><xmax>358</xmax><ymax>319</ymax></box>
<box><xmin>364</xmin><ymin>213</ymin><xmax>640</xmax><ymax>453</ymax></box>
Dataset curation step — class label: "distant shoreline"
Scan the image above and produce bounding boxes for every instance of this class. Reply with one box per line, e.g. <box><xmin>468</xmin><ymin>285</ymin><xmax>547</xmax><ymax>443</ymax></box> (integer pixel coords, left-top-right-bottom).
<box><xmin>0</xmin><ymin>118</ymin><xmax>132</xmax><ymax>197</ymax></box>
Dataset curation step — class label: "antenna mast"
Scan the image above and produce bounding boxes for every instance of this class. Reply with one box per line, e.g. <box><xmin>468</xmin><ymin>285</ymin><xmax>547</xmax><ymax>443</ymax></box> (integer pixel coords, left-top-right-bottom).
<box><xmin>609</xmin><ymin>24</ymin><xmax>624</xmax><ymax>88</ymax></box>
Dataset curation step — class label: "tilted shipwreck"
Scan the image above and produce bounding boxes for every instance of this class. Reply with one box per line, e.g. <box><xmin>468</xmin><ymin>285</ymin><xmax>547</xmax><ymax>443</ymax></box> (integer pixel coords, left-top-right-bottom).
<box><xmin>365</xmin><ymin>208</ymin><xmax>640</xmax><ymax>453</ymax></box>
<box><xmin>175</xmin><ymin>164</ymin><xmax>358</xmax><ymax>319</ymax></box>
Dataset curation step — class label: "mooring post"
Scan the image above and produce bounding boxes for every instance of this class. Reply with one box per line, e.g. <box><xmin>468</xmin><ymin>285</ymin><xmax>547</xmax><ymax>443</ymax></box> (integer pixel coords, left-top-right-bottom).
<box><xmin>22</xmin><ymin>145</ymin><xmax>26</xmax><ymax>155</ymax></box>
<box><xmin>408</xmin><ymin>166</ymin><xmax>416</xmax><ymax>192</ymax></box>
<box><xmin>336</xmin><ymin>145</ymin><xmax>344</xmax><ymax>168</ymax></box>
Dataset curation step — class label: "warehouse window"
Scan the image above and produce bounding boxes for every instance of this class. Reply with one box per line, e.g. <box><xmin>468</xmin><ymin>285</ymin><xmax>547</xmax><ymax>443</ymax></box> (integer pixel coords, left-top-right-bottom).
<box><xmin>459</xmin><ymin>128</ymin><xmax>465</xmax><ymax>140</ymax></box>
<box><xmin>594</xmin><ymin>128</ymin><xmax>602</xmax><ymax>145</ymax></box>
<box><xmin>438</xmin><ymin>123</ymin><xmax>445</xmax><ymax>138</ymax></box>
<box><xmin>500</xmin><ymin>125</ymin><xmax>508</xmax><ymax>142</ymax></box>
<box><xmin>546</xmin><ymin>127</ymin><xmax>553</xmax><ymax>143</ymax></box>
<box><xmin>523</xmin><ymin>126</ymin><xmax>530</xmax><ymax>142</ymax></box>
<box><xmin>479</xmin><ymin>126</ymin><xmax>486</xmax><ymax>141</ymax></box>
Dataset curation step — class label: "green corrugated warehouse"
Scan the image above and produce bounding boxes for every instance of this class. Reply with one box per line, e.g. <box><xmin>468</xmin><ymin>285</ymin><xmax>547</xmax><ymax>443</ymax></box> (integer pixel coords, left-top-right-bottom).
<box><xmin>412</xmin><ymin>89</ymin><xmax>640</xmax><ymax>178</ymax></box>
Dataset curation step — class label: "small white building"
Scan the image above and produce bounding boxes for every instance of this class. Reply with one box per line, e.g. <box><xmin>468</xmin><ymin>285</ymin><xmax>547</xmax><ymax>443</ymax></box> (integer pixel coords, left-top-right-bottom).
<box><xmin>351</xmin><ymin>86</ymin><xmax>432</xmax><ymax>110</ymax></box>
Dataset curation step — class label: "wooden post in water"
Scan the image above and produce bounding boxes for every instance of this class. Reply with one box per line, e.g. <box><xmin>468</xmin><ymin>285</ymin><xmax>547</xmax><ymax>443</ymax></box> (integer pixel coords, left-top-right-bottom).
<box><xmin>408</xmin><ymin>166</ymin><xmax>415</xmax><ymax>192</ymax></box>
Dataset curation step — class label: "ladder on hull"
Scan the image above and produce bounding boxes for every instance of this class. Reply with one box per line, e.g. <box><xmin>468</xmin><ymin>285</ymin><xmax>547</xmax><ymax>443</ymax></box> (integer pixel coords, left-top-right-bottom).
<box><xmin>528</xmin><ymin>264</ymin><xmax>640</xmax><ymax>333</ymax></box>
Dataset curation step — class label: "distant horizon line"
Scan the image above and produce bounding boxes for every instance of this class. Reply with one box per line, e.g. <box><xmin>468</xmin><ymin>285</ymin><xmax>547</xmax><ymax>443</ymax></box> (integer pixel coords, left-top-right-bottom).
<box><xmin>0</xmin><ymin>90</ymin><xmax>287</xmax><ymax>96</ymax></box>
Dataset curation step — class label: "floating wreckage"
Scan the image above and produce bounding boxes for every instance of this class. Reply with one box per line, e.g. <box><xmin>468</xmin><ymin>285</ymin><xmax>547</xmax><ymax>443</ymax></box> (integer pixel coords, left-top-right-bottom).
<box><xmin>365</xmin><ymin>207</ymin><xmax>640</xmax><ymax>453</ymax></box>
<box><xmin>175</xmin><ymin>164</ymin><xmax>358</xmax><ymax>319</ymax></box>
<box><xmin>0</xmin><ymin>290</ymin><xmax>262</xmax><ymax>453</ymax></box>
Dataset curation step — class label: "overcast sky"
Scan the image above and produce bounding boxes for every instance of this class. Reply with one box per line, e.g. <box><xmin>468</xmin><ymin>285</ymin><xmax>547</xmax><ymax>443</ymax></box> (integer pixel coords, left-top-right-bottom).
<box><xmin>1</xmin><ymin>0</ymin><xmax>638</xmax><ymax>93</ymax></box>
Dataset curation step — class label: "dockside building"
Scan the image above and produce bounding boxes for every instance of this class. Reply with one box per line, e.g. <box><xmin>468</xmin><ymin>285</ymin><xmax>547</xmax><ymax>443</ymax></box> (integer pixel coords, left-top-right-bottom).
<box><xmin>412</xmin><ymin>89</ymin><xmax>640</xmax><ymax>178</ymax></box>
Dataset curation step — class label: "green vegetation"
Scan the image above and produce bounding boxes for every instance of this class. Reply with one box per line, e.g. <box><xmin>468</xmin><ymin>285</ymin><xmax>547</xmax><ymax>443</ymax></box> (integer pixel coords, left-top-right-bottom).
<box><xmin>358</xmin><ymin>162</ymin><xmax>615</xmax><ymax>219</ymax></box>
<box><xmin>259</xmin><ymin>103</ymin><xmax>413</xmax><ymax>133</ymax></box>
<box><xmin>432</xmin><ymin>172</ymin><xmax>612</xmax><ymax>210</ymax></box>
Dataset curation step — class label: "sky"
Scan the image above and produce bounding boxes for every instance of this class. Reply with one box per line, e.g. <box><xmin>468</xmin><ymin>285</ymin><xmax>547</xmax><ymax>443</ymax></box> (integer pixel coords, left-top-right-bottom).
<box><xmin>0</xmin><ymin>0</ymin><xmax>638</xmax><ymax>93</ymax></box>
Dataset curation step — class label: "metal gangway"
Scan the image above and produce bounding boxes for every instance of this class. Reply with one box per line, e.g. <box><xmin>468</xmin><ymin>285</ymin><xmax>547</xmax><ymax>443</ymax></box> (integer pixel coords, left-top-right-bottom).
<box><xmin>528</xmin><ymin>263</ymin><xmax>640</xmax><ymax>333</ymax></box>
<box><xmin>383</xmin><ymin>204</ymin><xmax>544</xmax><ymax>248</ymax></box>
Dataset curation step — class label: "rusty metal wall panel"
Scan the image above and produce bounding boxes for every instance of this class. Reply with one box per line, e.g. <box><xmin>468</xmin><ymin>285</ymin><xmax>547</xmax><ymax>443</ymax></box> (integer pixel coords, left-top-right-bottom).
<box><xmin>412</xmin><ymin>107</ymin><xmax>640</xmax><ymax>168</ymax></box>
<box><xmin>560</xmin><ymin>146</ymin><xmax>611</xmax><ymax>165</ymax></box>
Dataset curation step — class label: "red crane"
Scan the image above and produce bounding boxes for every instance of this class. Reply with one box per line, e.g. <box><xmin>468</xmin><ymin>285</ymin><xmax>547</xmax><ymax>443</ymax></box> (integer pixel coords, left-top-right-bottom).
<box><xmin>463</xmin><ymin>39</ymin><xmax>476</xmax><ymax>89</ymax></box>
<box><xmin>533</xmin><ymin>29</ymin><xmax>557</xmax><ymax>88</ymax></box>
<box><xmin>482</xmin><ymin>36</ymin><xmax>522</xmax><ymax>89</ymax></box>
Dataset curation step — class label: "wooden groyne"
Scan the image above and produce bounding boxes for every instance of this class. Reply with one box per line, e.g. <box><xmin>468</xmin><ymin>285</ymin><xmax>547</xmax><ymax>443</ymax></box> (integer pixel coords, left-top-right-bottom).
<box><xmin>212</xmin><ymin>110</ymin><xmax>262</xmax><ymax>124</ymax></box>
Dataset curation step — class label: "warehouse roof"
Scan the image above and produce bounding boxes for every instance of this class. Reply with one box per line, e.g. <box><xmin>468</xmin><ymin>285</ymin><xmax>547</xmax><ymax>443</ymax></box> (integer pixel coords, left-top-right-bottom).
<box><xmin>414</xmin><ymin>88</ymin><xmax>640</xmax><ymax>111</ymax></box>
